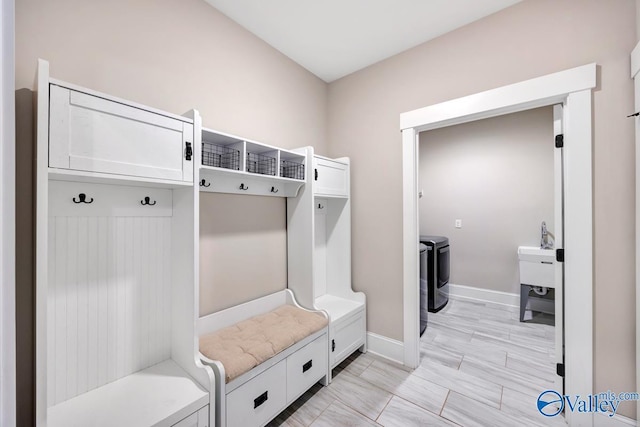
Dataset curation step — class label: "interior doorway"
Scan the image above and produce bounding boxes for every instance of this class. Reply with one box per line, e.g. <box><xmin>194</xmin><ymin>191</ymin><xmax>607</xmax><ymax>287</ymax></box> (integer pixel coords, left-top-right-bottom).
<box><xmin>417</xmin><ymin>104</ymin><xmax>564</xmax><ymax>402</ymax></box>
<box><xmin>400</xmin><ymin>63</ymin><xmax>596</xmax><ymax>426</ymax></box>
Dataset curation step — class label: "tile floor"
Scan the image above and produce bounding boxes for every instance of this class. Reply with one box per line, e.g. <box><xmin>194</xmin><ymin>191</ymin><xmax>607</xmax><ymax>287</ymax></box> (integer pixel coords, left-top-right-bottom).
<box><xmin>269</xmin><ymin>296</ymin><xmax>567</xmax><ymax>427</ymax></box>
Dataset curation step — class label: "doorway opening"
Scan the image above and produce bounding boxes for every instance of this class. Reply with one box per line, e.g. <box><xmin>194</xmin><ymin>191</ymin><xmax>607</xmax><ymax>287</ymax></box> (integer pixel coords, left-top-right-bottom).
<box><xmin>401</xmin><ymin>63</ymin><xmax>596</xmax><ymax>426</ymax></box>
<box><xmin>417</xmin><ymin>106</ymin><xmax>564</xmax><ymax>423</ymax></box>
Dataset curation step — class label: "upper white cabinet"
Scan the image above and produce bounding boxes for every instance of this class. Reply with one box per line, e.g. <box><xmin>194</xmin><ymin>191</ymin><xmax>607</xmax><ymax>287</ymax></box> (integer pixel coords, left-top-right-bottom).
<box><xmin>49</xmin><ymin>83</ymin><xmax>194</xmax><ymax>184</ymax></box>
<box><xmin>199</xmin><ymin>127</ymin><xmax>305</xmax><ymax>197</ymax></box>
<box><xmin>313</xmin><ymin>157</ymin><xmax>349</xmax><ymax>198</ymax></box>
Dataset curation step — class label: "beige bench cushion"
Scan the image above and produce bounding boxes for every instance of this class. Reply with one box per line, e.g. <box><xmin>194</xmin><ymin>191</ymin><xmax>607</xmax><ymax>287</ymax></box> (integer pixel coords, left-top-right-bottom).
<box><xmin>199</xmin><ymin>305</ymin><xmax>328</xmax><ymax>383</ymax></box>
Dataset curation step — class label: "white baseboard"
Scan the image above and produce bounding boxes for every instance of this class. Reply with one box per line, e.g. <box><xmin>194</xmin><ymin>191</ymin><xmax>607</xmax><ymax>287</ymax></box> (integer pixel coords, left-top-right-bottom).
<box><xmin>366</xmin><ymin>332</ymin><xmax>404</xmax><ymax>365</ymax></box>
<box><xmin>448</xmin><ymin>283</ymin><xmax>519</xmax><ymax>308</ymax></box>
<box><xmin>593</xmin><ymin>412</ymin><xmax>636</xmax><ymax>427</ymax></box>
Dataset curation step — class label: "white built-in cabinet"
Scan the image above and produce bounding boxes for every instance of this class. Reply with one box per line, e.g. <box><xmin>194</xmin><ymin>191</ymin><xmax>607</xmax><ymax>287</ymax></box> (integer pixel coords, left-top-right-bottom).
<box><xmin>34</xmin><ymin>57</ymin><xmax>365</xmax><ymax>427</ymax></box>
<box><xmin>313</xmin><ymin>157</ymin><xmax>349</xmax><ymax>197</ymax></box>
<box><xmin>198</xmin><ymin>128</ymin><xmax>305</xmax><ymax>198</ymax></box>
<box><xmin>35</xmin><ymin>60</ymin><xmax>213</xmax><ymax>427</ymax></box>
<box><xmin>288</xmin><ymin>148</ymin><xmax>366</xmax><ymax>371</ymax></box>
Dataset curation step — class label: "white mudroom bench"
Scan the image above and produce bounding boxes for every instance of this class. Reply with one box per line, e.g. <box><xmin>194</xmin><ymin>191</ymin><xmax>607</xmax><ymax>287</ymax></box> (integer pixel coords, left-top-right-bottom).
<box><xmin>198</xmin><ymin>290</ymin><xmax>329</xmax><ymax>427</ymax></box>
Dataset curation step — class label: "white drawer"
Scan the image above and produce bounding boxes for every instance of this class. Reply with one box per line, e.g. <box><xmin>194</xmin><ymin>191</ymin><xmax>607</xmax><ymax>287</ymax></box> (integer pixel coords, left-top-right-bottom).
<box><xmin>286</xmin><ymin>334</ymin><xmax>328</xmax><ymax>401</ymax></box>
<box><xmin>226</xmin><ymin>360</ymin><xmax>286</xmax><ymax>427</ymax></box>
<box><xmin>331</xmin><ymin>311</ymin><xmax>365</xmax><ymax>367</ymax></box>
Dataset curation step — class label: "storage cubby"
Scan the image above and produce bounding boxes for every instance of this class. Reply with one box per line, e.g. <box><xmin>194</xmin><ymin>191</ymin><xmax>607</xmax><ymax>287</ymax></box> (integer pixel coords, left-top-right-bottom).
<box><xmin>280</xmin><ymin>151</ymin><xmax>306</xmax><ymax>180</ymax></box>
<box><xmin>245</xmin><ymin>141</ymin><xmax>277</xmax><ymax>176</ymax></box>
<box><xmin>199</xmin><ymin>128</ymin><xmax>306</xmax><ymax>197</ymax></box>
<box><xmin>287</xmin><ymin>148</ymin><xmax>366</xmax><ymax>373</ymax></box>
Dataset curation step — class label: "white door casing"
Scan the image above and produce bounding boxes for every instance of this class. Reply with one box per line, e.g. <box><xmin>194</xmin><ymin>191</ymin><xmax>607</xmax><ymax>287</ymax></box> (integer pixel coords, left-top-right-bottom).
<box><xmin>629</xmin><ymin>40</ymin><xmax>640</xmax><ymax>426</ymax></box>
<box><xmin>401</xmin><ymin>63</ymin><xmax>595</xmax><ymax>427</ymax></box>
<box><xmin>553</xmin><ymin>104</ymin><xmax>565</xmax><ymax>397</ymax></box>
<box><xmin>1</xmin><ymin>0</ymin><xmax>16</xmax><ymax>426</ymax></box>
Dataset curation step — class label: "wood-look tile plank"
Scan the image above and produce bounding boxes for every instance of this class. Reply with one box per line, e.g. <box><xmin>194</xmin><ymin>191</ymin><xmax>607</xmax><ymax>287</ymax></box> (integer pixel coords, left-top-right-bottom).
<box><xmin>413</xmin><ymin>359</ymin><xmax>503</xmax><ymax>408</ymax></box>
<box><xmin>441</xmin><ymin>391</ymin><xmax>524</xmax><ymax>427</ymax></box>
<box><xmin>267</xmin><ymin>410</ymin><xmax>306</xmax><ymax>427</ymax></box>
<box><xmin>429</xmin><ymin>312</ymin><xmax>510</xmax><ymax>340</ymax></box>
<box><xmin>430</xmin><ymin>334</ymin><xmax>508</xmax><ymax>367</ymax></box>
<box><xmin>310</xmin><ymin>401</ymin><xmax>381</xmax><ymax>427</ymax></box>
<box><xmin>426</xmin><ymin>322</ymin><xmax>474</xmax><ymax>344</ymax></box>
<box><xmin>376</xmin><ymin>396</ymin><xmax>457</xmax><ymax>427</ymax></box>
<box><xmin>326</xmin><ymin>371</ymin><xmax>393</xmax><ymax>420</ymax></box>
<box><xmin>459</xmin><ymin>355</ymin><xmax>553</xmax><ymax>398</ymax></box>
<box><xmin>359</xmin><ymin>360</ymin><xmax>448</xmax><ymax>415</ymax></box>
<box><xmin>501</xmin><ymin>386</ymin><xmax>568</xmax><ymax>427</ymax></box>
<box><xmin>338</xmin><ymin>351</ymin><xmax>376</xmax><ymax>377</ymax></box>
<box><xmin>421</xmin><ymin>328</ymin><xmax>437</xmax><ymax>343</ymax></box>
<box><xmin>419</xmin><ymin>341</ymin><xmax>464</xmax><ymax>369</ymax></box>
<box><xmin>506</xmin><ymin>352</ymin><xmax>556</xmax><ymax>383</ymax></box>
<box><xmin>470</xmin><ymin>332</ymin><xmax>550</xmax><ymax>359</ymax></box>
<box><xmin>285</xmin><ymin>383</ymin><xmax>336</xmax><ymax>426</ymax></box>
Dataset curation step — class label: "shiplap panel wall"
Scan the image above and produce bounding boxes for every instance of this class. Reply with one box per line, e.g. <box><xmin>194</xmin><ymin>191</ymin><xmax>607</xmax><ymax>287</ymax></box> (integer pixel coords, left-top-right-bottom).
<box><xmin>47</xmin><ymin>213</ymin><xmax>172</xmax><ymax>405</ymax></box>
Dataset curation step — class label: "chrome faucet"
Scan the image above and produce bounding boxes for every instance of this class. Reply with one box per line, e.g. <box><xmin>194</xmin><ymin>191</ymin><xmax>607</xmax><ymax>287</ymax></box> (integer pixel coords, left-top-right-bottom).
<box><xmin>540</xmin><ymin>221</ymin><xmax>554</xmax><ymax>249</ymax></box>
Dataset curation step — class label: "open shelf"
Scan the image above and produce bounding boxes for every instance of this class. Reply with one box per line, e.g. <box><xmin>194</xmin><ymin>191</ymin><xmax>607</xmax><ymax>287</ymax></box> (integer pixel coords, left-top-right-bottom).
<box><xmin>47</xmin><ymin>360</ymin><xmax>209</xmax><ymax>427</ymax></box>
<box><xmin>199</xmin><ymin>128</ymin><xmax>306</xmax><ymax>197</ymax></box>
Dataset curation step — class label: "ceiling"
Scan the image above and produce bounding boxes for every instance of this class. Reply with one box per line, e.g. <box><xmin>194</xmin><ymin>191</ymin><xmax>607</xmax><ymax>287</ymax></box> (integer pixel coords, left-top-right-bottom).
<box><xmin>204</xmin><ymin>0</ymin><xmax>522</xmax><ymax>82</ymax></box>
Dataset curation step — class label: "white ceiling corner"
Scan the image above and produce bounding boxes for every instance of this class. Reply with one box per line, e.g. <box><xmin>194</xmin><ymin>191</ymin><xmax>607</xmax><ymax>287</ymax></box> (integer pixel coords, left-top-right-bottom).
<box><xmin>204</xmin><ymin>0</ymin><xmax>522</xmax><ymax>82</ymax></box>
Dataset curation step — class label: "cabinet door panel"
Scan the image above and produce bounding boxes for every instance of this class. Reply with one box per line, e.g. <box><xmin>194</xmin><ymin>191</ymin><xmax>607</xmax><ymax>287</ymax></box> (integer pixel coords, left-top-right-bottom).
<box><xmin>313</xmin><ymin>158</ymin><xmax>348</xmax><ymax>197</ymax></box>
<box><xmin>331</xmin><ymin>312</ymin><xmax>365</xmax><ymax>367</ymax></box>
<box><xmin>49</xmin><ymin>85</ymin><xmax>192</xmax><ymax>182</ymax></box>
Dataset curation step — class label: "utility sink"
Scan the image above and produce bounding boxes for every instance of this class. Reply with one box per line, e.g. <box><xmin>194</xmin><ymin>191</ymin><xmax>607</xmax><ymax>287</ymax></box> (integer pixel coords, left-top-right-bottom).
<box><xmin>517</xmin><ymin>246</ymin><xmax>555</xmax><ymax>288</ymax></box>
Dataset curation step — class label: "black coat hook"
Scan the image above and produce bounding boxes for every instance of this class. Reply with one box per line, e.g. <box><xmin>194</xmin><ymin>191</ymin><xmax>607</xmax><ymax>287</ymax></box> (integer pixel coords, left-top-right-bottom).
<box><xmin>141</xmin><ymin>196</ymin><xmax>156</xmax><ymax>206</ymax></box>
<box><xmin>200</xmin><ymin>179</ymin><xmax>210</xmax><ymax>187</ymax></box>
<box><xmin>73</xmin><ymin>193</ymin><xmax>93</xmax><ymax>204</ymax></box>
<box><xmin>271</xmin><ymin>186</ymin><xmax>279</xmax><ymax>193</ymax></box>
<box><xmin>239</xmin><ymin>183</ymin><xmax>249</xmax><ymax>190</ymax></box>
<box><xmin>317</xmin><ymin>203</ymin><xmax>324</xmax><ymax>209</ymax></box>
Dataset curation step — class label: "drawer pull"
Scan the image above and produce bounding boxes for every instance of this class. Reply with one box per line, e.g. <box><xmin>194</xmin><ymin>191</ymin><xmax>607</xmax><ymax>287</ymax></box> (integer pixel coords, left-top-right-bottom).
<box><xmin>254</xmin><ymin>391</ymin><xmax>268</xmax><ymax>409</ymax></box>
<box><xmin>302</xmin><ymin>360</ymin><xmax>313</xmax><ymax>373</ymax></box>
<box><xmin>332</xmin><ymin>339</ymin><xmax>335</xmax><ymax>352</ymax></box>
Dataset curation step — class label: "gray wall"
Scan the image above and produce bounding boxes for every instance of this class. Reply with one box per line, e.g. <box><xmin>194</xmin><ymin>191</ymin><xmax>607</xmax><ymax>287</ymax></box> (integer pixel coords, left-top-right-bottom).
<box><xmin>199</xmin><ymin>193</ymin><xmax>287</xmax><ymax>316</ymax></box>
<box><xmin>419</xmin><ymin>107</ymin><xmax>554</xmax><ymax>295</ymax></box>
<box><xmin>327</xmin><ymin>0</ymin><xmax>636</xmax><ymax>418</ymax></box>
